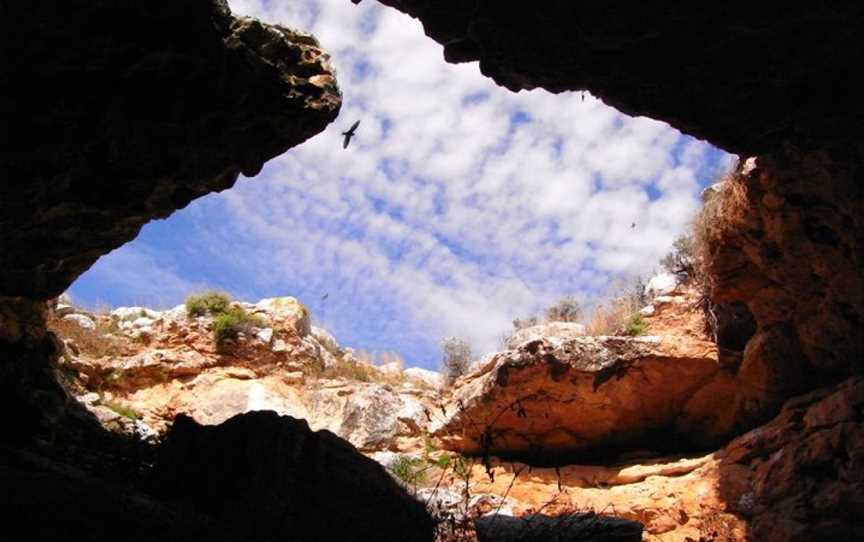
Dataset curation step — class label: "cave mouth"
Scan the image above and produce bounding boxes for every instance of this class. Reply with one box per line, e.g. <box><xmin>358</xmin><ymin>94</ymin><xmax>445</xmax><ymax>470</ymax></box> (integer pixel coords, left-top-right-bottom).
<box><xmin>67</xmin><ymin>0</ymin><xmax>735</xmax><ymax>377</ymax></box>
<box><xmin>6</xmin><ymin>0</ymin><xmax>862</xmax><ymax>540</ymax></box>
<box><xmin>53</xmin><ymin>0</ymin><xmax>740</xmax><ymax>467</ymax></box>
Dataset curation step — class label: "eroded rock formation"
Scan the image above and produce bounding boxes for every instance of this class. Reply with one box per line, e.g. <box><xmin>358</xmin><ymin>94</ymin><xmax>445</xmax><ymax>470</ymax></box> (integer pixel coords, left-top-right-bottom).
<box><xmin>703</xmin><ymin>154</ymin><xmax>863</xmax><ymax>377</ymax></box>
<box><xmin>433</xmin><ymin>287</ymin><xmax>777</xmax><ymax>462</ymax></box>
<box><xmin>459</xmin><ymin>377</ymin><xmax>864</xmax><ymax>541</ymax></box>
<box><xmin>435</xmin><ymin>331</ymin><xmax>723</xmax><ymax>462</ymax></box>
<box><xmin>347</xmin><ymin>4</ymin><xmax>864</xmax><ymax>538</ymax></box>
<box><xmin>56</xmin><ymin>297</ymin><xmax>438</xmax><ymax>452</ymax></box>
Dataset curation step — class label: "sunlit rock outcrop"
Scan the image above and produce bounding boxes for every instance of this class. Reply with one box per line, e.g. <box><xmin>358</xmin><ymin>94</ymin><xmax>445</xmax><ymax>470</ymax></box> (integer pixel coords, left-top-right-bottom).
<box><xmin>55</xmin><ymin>297</ymin><xmax>440</xmax><ymax>453</ymax></box>
<box><xmin>434</xmin><ymin>315</ymin><xmax>726</xmax><ymax>461</ymax></box>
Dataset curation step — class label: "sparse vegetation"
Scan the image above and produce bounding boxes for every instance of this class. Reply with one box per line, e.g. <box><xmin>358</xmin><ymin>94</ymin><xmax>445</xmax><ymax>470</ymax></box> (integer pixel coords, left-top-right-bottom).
<box><xmin>440</xmin><ymin>337</ymin><xmax>472</xmax><ymax>383</ymax></box>
<box><xmin>212</xmin><ymin>306</ymin><xmax>264</xmax><ymax>346</ymax></box>
<box><xmin>318</xmin><ymin>351</ymin><xmax>409</xmax><ymax>386</ymax></box>
<box><xmin>512</xmin><ymin>316</ymin><xmax>538</xmax><ymax>330</ymax></box>
<box><xmin>320</xmin><ymin>356</ymin><xmax>376</xmax><ymax>382</ymax></box>
<box><xmin>586</xmin><ymin>280</ymin><xmax>645</xmax><ymax>336</ymax></box>
<box><xmin>47</xmin><ymin>313</ymin><xmax>124</xmax><ymax>359</ymax></box>
<box><xmin>660</xmin><ymin>234</ymin><xmax>696</xmax><ymax>280</ymax></box>
<box><xmin>104</xmin><ymin>400</ymin><xmax>141</xmax><ymax>421</ymax></box>
<box><xmin>388</xmin><ymin>454</ymin><xmax>428</xmax><ymax>487</ymax></box>
<box><xmin>544</xmin><ymin>295</ymin><xmax>582</xmax><ymax>323</ymax></box>
<box><xmin>623</xmin><ymin>313</ymin><xmax>648</xmax><ymax>336</ymax></box>
<box><xmin>185</xmin><ymin>290</ymin><xmax>232</xmax><ymax>317</ymax></box>
<box><xmin>692</xmin><ymin>164</ymin><xmax>750</xmax><ymax>288</ymax></box>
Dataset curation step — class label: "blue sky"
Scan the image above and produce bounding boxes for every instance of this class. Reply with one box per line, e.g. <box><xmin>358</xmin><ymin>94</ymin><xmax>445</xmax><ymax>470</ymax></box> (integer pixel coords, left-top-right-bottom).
<box><xmin>69</xmin><ymin>0</ymin><xmax>734</xmax><ymax>370</ymax></box>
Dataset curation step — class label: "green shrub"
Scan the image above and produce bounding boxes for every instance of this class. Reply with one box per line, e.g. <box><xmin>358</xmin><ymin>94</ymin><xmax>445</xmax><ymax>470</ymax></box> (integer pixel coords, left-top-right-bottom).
<box><xmin>186</xmin><ymin>290</ymin><xmax>232</xmax><ymax>317</ymax></box>
<box><xmin>105</xmin><ymin>401</ymin><xmax>141</xmax><ymax>421</ymax></box>
<box><xmin>212</xmin><ymin>306</ymin><xmax>264</xmax><ymax>346</ymax></box>
<box><xmin>389</xmin><ymin>455</ymin><xmax>427</xmax><ymax>487</ymax></box>
<box><xmin>623</xmin><ymin>313</ymin><xmax>648</xmax><ymax>336</ymax></box>
<box><xmin>432</xmin><ymin>453</ymin><xmax>453</xmax><ymax>471</ymax></box>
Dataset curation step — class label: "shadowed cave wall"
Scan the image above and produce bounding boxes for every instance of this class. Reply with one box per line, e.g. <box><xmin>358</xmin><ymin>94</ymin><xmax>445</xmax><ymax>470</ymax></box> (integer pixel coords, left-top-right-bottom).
<box><xmin>1</xmin><ymin>0</ymin><xmax>862</xmax><ymax>540</ymax></box>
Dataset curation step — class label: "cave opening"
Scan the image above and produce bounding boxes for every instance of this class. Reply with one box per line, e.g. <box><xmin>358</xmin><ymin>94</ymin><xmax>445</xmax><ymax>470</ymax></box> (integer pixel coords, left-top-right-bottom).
<box><xmin>3</xmin><ymin>1</ymin><xmax>862</xmax><ymax>541</ymax></box>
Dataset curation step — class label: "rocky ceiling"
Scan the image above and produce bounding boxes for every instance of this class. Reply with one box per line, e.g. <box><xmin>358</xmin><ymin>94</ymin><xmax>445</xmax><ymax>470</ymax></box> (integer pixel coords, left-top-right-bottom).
<box><xmin>367</xmin><ymin>1</ymin><xmax>864</xmax><ymax>157</ymax></box>
<box><xmin>0</xmin><ymin>1</ymin><xmax>341</xmax><ymax>300</ymax></box>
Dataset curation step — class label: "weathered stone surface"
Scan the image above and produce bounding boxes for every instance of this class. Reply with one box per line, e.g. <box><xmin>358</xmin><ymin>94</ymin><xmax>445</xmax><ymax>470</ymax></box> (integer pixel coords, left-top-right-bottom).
<box><xmin>404</xmin><ymin>367</ymin><xmax>443</xmax><ymax>389</ymax></box>
<box><xmin>434</xmin><ymin>333</ymin><xmax>724</xmax><ymax>461</ymax></box>
<box><xmin>153</xmin><ymin>411</ymin><xmax>434</xmax><ymax>542</ymax></box>
<box><xmin>458</xmin><ymin>378</ymin><xmax>863</xmax><ymax>541</ymax></box>
<box><xmin>311</xmin><ymin>325</ymin><xmax>339</xmax><ymax>353</ymax></box>
<box><xmin>112</xmin><ymin>307</ymin><xmax>161</xmax><ymax>322</ymax></box>
<box><xmin>715</xmin><ymin>377</ymin><xmax>864</xmax><ymax>541</ymax></box>
<box><xmin>366</xmin><ymin>1</ymin><xmax>863</xmax><ymax>157</ymax></box>
<box><xmin>506</xmin><ymin>321</ymin><xmax>586</xmax><ymax>349</ymax></box>
<box><xmin>59</xmin><ymin>313</ymin><xmax>95</xmax><ymax>331</ymax></box>
<box><xmin>254</xmin><ymin>296</ymin><xmax>312</xmax><ymax>336</ymax></box>
<box><xmin>0</xmin><ymin>2</ymin><xmax>341</xmax><ymax>299</ymax></box>
<box><xmin>645</xmin><ymin>272</ymin><xmax>680</xmax><ymax>298</ymax></box>
<box><xmin>307</xmin><ymin>382</ymin><xmax>432</xmax><ymax>450</ymax></box>
<box><xmin>703</xmin><ymin>154</ymin><xmax>864</xmax><ymax>377</ymax></box>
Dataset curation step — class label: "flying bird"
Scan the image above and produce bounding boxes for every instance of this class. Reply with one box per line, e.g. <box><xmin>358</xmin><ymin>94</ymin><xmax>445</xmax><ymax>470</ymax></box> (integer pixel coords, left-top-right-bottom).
<box><xmin>321</xmin><ymin>293</ymin><xmax>329</xmax><ymax>301</ymax></box>
<box><xmin>631</xmin><ymin>222</ymin><xmax>636</xmax><ymax>229</ymax></box>
<box><xmin>342</xmin><ymin>120</ymin><xmax>360</xmax><ymax>149</ymax></box>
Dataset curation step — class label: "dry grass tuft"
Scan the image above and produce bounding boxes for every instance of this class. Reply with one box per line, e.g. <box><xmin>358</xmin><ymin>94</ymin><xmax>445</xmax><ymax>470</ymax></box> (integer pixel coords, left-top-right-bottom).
<box><xmin>48</xmin><ymin>313</ymin><xmax>125</xmax><ymax>359</ymax></box>
<box><xmin>318</xmin><ymin>352</ymin><xmax>408</xmax><ymax>386</ymax></box>
<box><xmin>586</xmin><ymin>295</ymin><xmax>643</xmax><ymax>336</ymax></box>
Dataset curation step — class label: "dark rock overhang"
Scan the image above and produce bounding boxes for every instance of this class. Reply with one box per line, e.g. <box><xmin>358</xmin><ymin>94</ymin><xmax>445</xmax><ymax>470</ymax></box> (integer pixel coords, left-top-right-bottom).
<box><xmin>0</xmin><ymin>1</ymin><xmax>341</xmax><ymax>299</ymax></box>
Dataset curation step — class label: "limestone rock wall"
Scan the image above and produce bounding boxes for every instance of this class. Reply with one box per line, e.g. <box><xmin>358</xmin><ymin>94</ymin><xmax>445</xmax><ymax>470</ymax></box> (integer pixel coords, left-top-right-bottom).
<box><xmin>705</xmin><ymin>151</ymin><xmax>863</xmax><ymax>378</ymax></box>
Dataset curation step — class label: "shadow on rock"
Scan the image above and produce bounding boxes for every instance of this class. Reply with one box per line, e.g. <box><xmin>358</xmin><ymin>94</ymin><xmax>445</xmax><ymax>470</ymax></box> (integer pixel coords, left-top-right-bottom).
<box><xmin>152</xmin><ymin>411</ymin><xmax>434</xmax><ymax>542</ymax></box>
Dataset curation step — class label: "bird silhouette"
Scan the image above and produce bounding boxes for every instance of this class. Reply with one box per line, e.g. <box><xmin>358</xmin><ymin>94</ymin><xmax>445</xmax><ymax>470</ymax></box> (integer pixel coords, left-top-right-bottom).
<box><xmin>321</xmin><ymin>293</ymin><xmax>329</xmax><ymax>301</ymax></box>
<box><xmin>631</xmin><ymin>222</ymin><xmax>636</xmax><ymax>229</ymax></box>
<box><xmin>342</xmin><ymin>120</ymin><xmax>360</xmax><ymax>149</ymax></box>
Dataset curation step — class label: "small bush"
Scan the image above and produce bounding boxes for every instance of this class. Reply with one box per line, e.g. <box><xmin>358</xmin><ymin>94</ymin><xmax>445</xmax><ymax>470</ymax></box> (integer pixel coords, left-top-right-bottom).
<box><xmin>660</xmin><ymin>234</ymin><xmax>696</xmax><ymax>279</ymax></box>
<box><xmin>105</xmin><ymin>401</ymin><xmax>141</xmax><ymax>421</ymax></box>
<box><xmin>212</xmin><ymin>306</ymin><xmax>264</xmax><ymax>346</ymax></box>
<box><xmin>440</xmin><ymin>337</ymin><xmax>472</xmax><ymax>383</ymax></box>
<box><xmin>186</xmin><ymin>290</ymin><xmax>232</xmax><ymax>317</ymax></box>
<box><xmin>544</xmin><ymin>295</ymin><xmax>582</xmax><ymax>323</ymax></box>
<box><xmin>623</xmin><ymin>313</ymin><xmax>648</xmax><ymax>336</ymax></box>
<box><xmin>512</xmin><ymin>316</ymin><xmax>538</xmax><ymax>330</ymax></box>
<box><xmin>389</xmin><ymin>455</ymin><xmax>427</xmax><ymax>487</ymax></box>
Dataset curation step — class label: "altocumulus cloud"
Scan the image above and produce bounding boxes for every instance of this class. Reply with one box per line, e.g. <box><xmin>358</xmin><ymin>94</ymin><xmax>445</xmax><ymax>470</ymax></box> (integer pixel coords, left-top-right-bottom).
<box><xmin>70</xmin><ymin>0</ymin><xmax>734</xmax><ymax>369</ymax></box>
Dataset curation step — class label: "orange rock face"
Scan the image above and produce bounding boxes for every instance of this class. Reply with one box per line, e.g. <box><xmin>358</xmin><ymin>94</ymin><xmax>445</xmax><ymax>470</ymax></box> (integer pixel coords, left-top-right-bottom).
<box><xmin>434</xmin><ymin>331</ymin><xmax>723</xmax><ymax>461</ymax></box>
<box><xmin>432</xmin><ymin>290</ymin><xmax>754</xmax><ymax>462</ymax></box>
<box><xmin>434</xmin><ymin>377</ymin><xmax>862</xmax><ymax>541</ymax></box>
